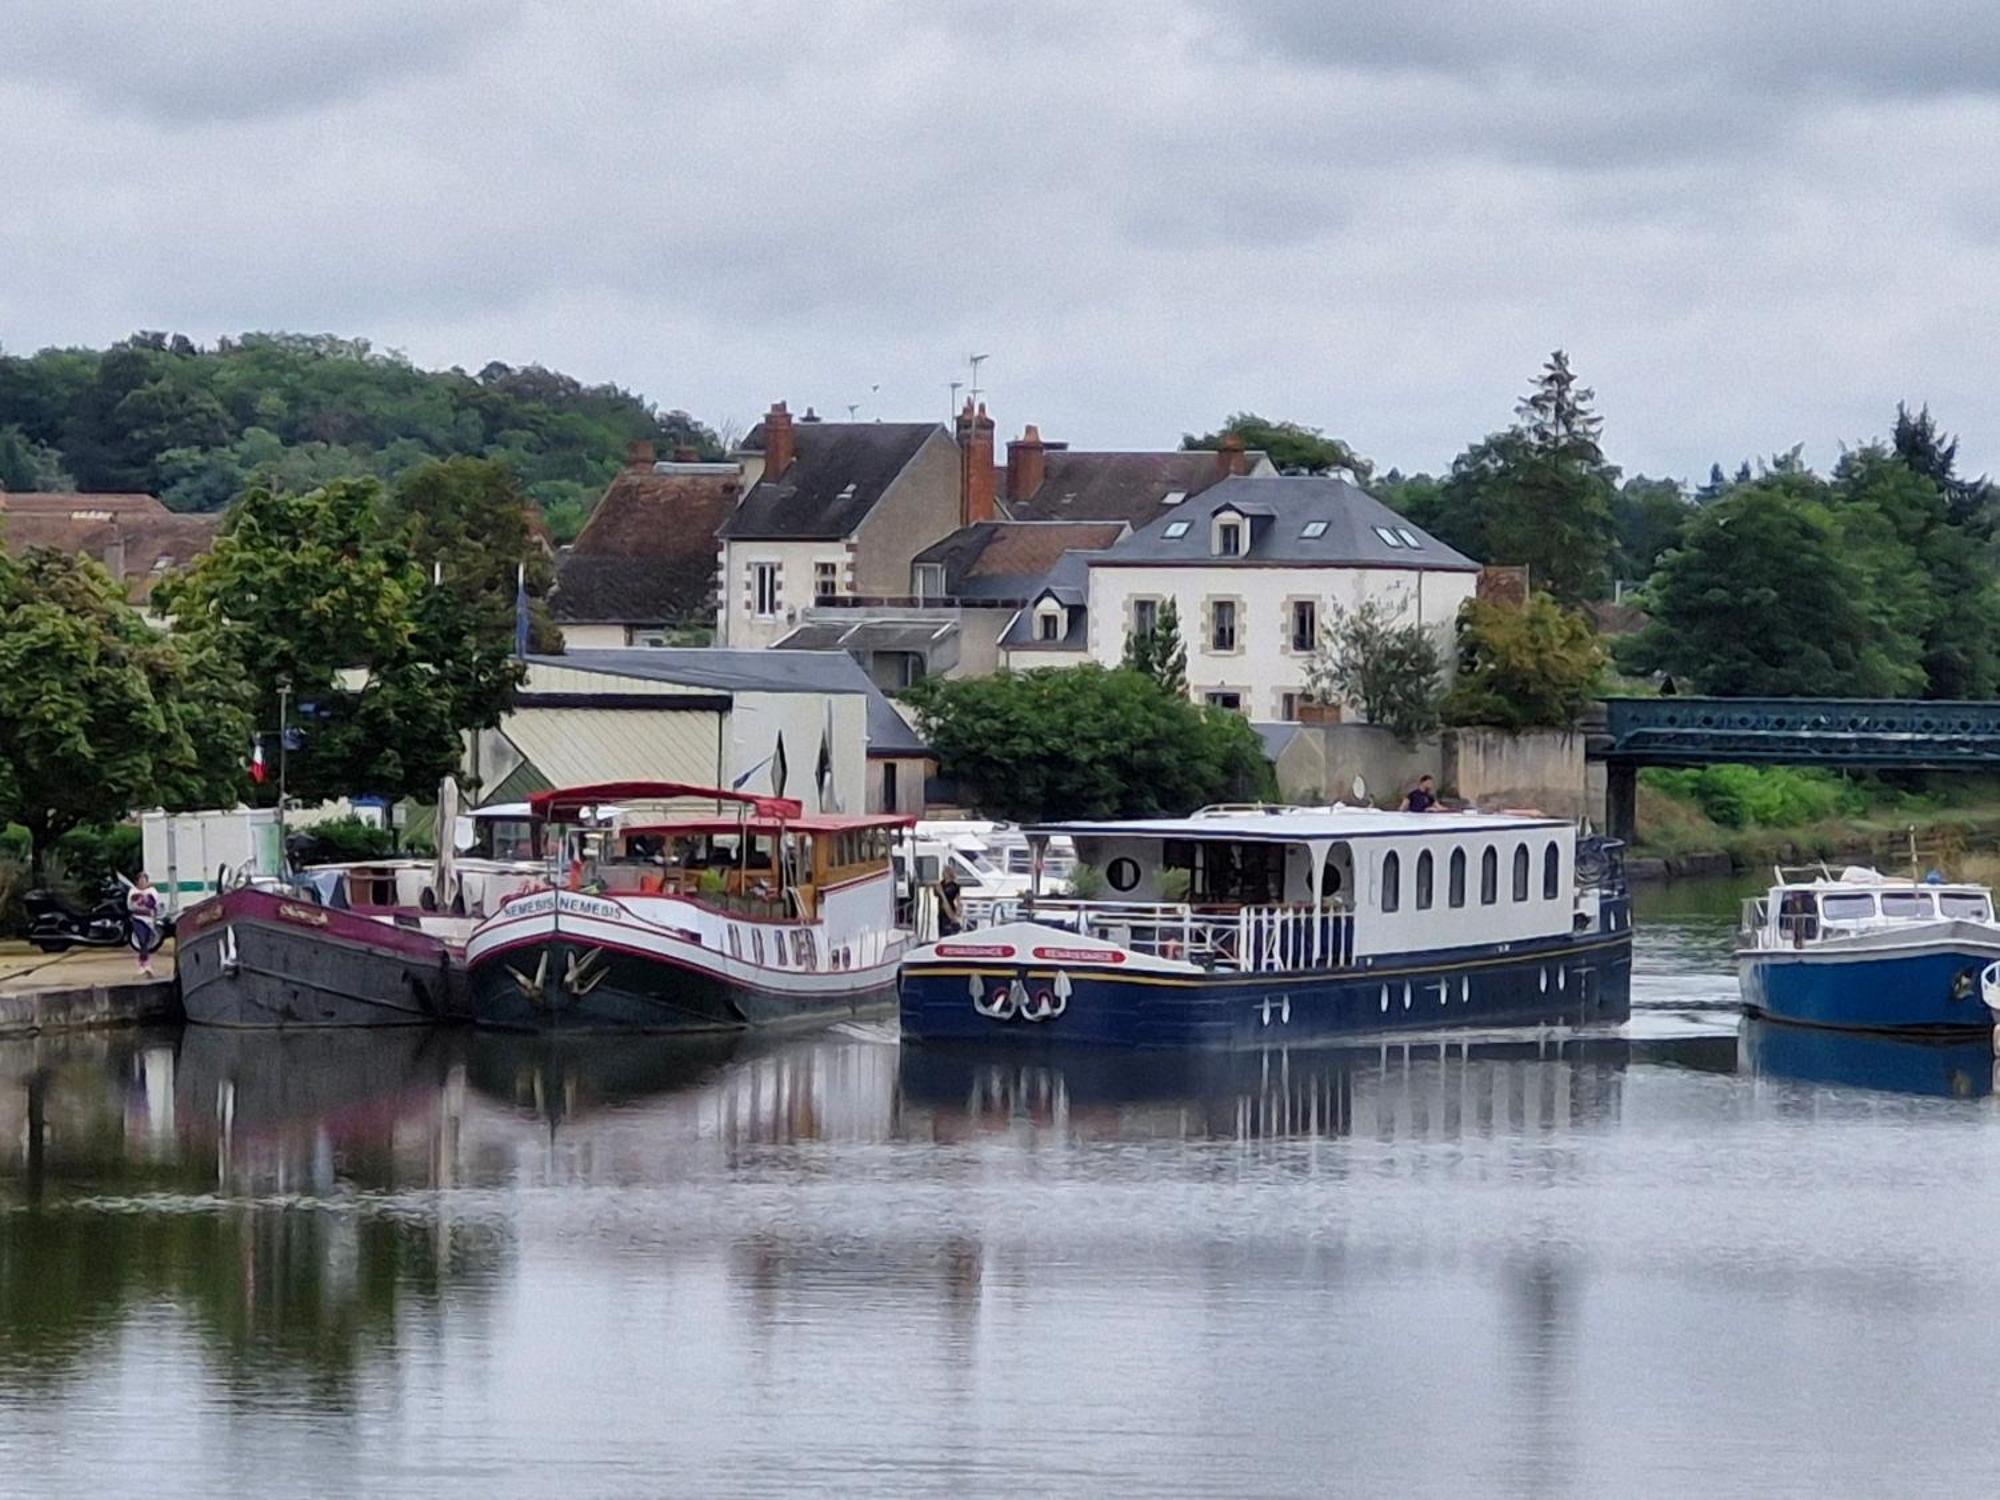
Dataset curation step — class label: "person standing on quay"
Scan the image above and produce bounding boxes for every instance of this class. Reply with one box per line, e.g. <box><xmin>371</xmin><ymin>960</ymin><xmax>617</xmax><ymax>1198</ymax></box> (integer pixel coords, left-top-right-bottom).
<box><xmin>127</xmin><ymin>872</ymin><xmax>161</xmax><ymax>977</ymax></box>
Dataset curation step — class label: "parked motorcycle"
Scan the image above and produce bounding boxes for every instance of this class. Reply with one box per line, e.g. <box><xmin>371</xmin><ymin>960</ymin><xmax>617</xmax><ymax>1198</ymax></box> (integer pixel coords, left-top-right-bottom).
<box><xmin>24</xmin><ymin>883</ymin><xmax>141</xmax><ymax>954</ymax></box>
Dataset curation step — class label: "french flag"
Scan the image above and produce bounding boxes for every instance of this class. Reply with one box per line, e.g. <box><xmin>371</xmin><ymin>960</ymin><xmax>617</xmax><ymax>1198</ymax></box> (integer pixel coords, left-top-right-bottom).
<box><xmin>249</xmin><ymin>737</ymin><xmax>267</xmax><ymax>785</ymax></box>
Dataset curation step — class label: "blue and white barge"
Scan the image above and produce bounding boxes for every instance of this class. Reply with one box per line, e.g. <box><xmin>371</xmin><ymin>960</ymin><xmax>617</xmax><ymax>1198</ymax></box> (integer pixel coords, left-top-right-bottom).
<box><xmin>1738</xmin><ymin>867</ymin><xmax>2000</xmax><ymax>1033</ymax></box>
<box><xmin>899</xmin><ymin>807</ymin><xmax>1632</xmax><ymax>1047</ymax></box>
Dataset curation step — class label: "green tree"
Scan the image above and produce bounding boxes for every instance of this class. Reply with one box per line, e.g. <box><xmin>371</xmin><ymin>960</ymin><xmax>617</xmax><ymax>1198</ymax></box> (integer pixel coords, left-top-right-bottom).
<box><xmin>1611</xmin><ymin>475</ymin><xmax>1693</xmax><ymax>583</ymax></box>
<box><xmin>1620</xmin><ymin>481</ymin><xmax>1923</xmax><ymax>696</ymax></box>
<box><xmin>1182</xmin><ymin>414</ymin><xmax>1372</xmax><ymax>480</ymax></box>
<box><xmin>383</xmin><ymin>457</ymin><xmax>562</xmax><ymax>653</ymax></box>
<box><xmin>1305</xmin><ymin>597</ymin><xmax>1443</xmax><ymax>744</ymax></box>
<box><xmin>903</xmin><ymin>666</ymin><xmax>1273</xmax><ymax>822</ymax></box>
<box><xmin>155</xmin><ymin>479</ymin><xmax>520</xmax><ymax>805</ymax></box>
<box><xmin>1121</xmin><ymin>598</ymin><xmax>1187</xmax><ymax>697</ymax></box>
<box><xmin>1431</xmin><ymin>352</ymin><xmax>1619</xmax><ymax>603</ymax></box>
<box><xmin>1893</xmin><ymin>402</ymin><xmax>1994</xmax><ymax>535</ymax></box>
<box><xmin>0</xmin><ymin>550</ymin><xmax>246</xmax><ymax>875</ymax></box>
<box><xmin>0</xmin><ymin>425</ymin><xmax>73</xmax><ymax>491</ymax></box>
<box><xmin>1443</xmin><ymin>595</ymin><xmax>1606</xmax><ymax>729</ymax></box>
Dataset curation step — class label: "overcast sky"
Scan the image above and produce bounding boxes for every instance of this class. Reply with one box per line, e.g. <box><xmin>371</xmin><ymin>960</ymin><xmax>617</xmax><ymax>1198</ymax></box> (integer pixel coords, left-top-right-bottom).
<box><xmin>5</xmin><ymin>1</ymin><xmax>1999</xmax><ymax>481</ymax></box>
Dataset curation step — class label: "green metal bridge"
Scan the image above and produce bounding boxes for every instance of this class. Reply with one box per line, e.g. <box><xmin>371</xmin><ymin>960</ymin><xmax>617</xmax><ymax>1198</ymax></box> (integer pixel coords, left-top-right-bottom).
<box><xmin>1591</xmin><ymin>698</ymin><xmax>2000</xmax><ymax>842</ymax></box>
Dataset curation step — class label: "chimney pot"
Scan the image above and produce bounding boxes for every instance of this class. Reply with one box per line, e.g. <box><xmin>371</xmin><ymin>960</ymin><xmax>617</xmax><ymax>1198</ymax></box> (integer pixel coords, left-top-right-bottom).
<box><xmin>1216</xmin><ymin>430</ymin><xmax>1249</xmax><ymax>478</ymax></box>
<box><xmin>959</xmin><ymin>402</ymin><xmax>998</xmax><ymax>525</ymax></box>
<box><xmin>625</xmin><ymin>438</ymin><xmax>656</xmax><ymax>469</ymax></box>
<box><xmin>1006</xmin><ymin>423</ymin><xmax>1047</xmax><ymax>504</ymax></box>
<box><xmin>764</xmin><ymin>400</ymin><xmax>797</xmax><ymax>482</ymax></box>
<box><xmin>801</xmin><ymin>406</ymin><xmax>821</xmax><ymax>423</ymax></box>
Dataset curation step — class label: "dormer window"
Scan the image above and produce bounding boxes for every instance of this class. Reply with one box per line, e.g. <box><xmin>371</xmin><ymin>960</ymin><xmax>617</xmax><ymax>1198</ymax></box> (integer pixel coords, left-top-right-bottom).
<box><xmin>1214</xmin><ymin>518</ymin><xmax>1244</xmax><ymax>557</ymax></box>
<box><xmin>913</xmin><ymin>563</ymin><xmax>946</xmax><ymax>600</ymax></box>
<box><xmin>1034</xmin><ymin>601</ymin><xmax>1065</xmax><ymax>642</ymax></box>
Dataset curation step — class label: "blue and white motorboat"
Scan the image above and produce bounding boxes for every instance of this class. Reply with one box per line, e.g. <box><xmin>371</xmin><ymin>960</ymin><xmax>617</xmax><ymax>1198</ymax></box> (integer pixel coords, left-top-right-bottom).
<box><xmin>898</xmin><ymin>805</ymin><xmax>1633</xmax><ymax>1048</ymax></box>
<box><xmin>1738</xmin><ymin>866</ymin><xmax>2000</xmax><ymax>1034</ymax></box>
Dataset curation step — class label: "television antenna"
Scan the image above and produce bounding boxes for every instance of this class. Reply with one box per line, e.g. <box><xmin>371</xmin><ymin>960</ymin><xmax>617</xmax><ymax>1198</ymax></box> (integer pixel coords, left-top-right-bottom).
<box><xmin>968</xmin><ymin>353</ymin><xmax>989</xmax><ymax>406</ymax></box>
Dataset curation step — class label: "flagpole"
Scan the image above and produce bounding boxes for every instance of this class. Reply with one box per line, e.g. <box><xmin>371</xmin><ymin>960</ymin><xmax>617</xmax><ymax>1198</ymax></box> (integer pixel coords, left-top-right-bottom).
<box><xmin>277</xmin><ymin>679</ymin><xmax>292</xmax><ymax>865</ymax></box>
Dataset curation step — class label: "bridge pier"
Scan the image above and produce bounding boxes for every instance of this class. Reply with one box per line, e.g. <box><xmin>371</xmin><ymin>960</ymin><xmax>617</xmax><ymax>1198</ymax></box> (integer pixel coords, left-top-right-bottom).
<box><xmin>1606</xmin><ymin>761</ymin><xmax>1637</xmax><ymax>847</ymax></box>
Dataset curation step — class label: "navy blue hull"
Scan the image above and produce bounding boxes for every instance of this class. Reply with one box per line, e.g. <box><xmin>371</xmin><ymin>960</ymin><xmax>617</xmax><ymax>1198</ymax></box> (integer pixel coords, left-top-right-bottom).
<box><xmin>1739</xmin><ymin>947</ymin><xmax>1996</xmax><ymax>1034</ymax></box>
<box><xmin>1741</xmin><ymin>1017</ymin><xmax>1997</xmax><ymax>1098</ymax></box>
<box><xmin>901</xmin><ymin>920</ymin><xmax>1633</xmax><ymax>1048</ymax></box>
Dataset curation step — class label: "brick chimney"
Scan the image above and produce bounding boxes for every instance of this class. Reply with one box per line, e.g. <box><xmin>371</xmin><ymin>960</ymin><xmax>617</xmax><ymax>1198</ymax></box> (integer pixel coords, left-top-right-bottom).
<box><xmin>1216</xmin><ymin>431</ymin><xmax>1249</xmax><ymax>479</ymax></box>
<box><xmin>1006</xmin><ymin>424</ymin><xmax>1047</xmax><ymax>505</ymax></box>
<box><xmin>956</xmin><ymin>400</ymin><xmax>997</xmax><ymax>524</ymax></box>
<box><xmin>764</xmin><ymin>401</ymin><xmax>796</xmax><ymax>482</ymax></box>
<box><xmin>625</xmin><ymin>438</ymin><xmax>656</xmax><ymax>469</ymax></box>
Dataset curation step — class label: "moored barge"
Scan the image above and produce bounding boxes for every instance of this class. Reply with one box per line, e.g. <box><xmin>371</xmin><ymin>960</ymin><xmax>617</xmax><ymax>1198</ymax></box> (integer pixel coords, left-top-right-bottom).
<box><xmin>899</xmin><ymin>806</ymin><xmax>1632</xmax><ymax>1047</ymax></box>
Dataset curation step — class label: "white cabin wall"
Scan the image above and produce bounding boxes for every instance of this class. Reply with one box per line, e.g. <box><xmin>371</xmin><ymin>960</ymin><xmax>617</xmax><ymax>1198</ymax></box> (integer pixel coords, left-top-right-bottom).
<box><xmin>1351</xmin><ymin>829</ymin><xmax>1572</xmax><ymax>955</ymax></box>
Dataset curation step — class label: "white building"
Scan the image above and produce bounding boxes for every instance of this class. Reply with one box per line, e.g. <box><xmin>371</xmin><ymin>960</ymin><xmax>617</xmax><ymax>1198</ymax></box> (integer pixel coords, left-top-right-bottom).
<box><xmin>1002</xmin><ymin>475</ymin><xmax>1481</xmax><ymax>723</ymax></box>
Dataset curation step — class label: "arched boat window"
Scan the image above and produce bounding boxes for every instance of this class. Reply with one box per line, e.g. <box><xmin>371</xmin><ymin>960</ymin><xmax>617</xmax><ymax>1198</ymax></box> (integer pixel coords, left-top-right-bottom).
<box><xmin>1449</xmin><ymin>848</ymin><xmax>1466</xmax><ymax>908</ymax></box>
<box><xmin>1415</xmin><ymin>849</ymin><xmax>1434</xmax><ymax>910</ymax></box>
<box><xmin>1480</xmin><ymin>847</ymin><xmax>1498</xmax><ymax>906</ymax></box>
<box><xmin>1381</xmin><ymin>850</ymin><xmax>1401</xmax><ymax>913</ymax></box>
<box><xmin>1543</xmin><ymin>841</ymin><xmax>1561</xmax><ymax>900</ymax></box>
<box><xmin>1512</xmin><ymin>844</ymin><xmax>1530</xmax><ymax>902</ymax></box>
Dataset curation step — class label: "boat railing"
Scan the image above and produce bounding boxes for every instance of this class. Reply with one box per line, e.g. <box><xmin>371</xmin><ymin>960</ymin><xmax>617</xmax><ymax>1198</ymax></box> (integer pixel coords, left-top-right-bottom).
<box><xmin>999</xmin><ymin>898</ymin><xmax>1355</xmax><ymax>973</ymax></box>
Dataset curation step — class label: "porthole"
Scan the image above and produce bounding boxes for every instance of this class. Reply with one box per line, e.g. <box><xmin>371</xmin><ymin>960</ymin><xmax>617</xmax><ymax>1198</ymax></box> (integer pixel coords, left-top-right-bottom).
<box><xmin>1557</xmin><ymin>967</ymin><xmax>1566</xmax><ymax>991</ymax></box>
<box><xmin>1380</xmin><ymin>984</ymin><xmax>1389</xmax><ymax>1013</ymax></box>
<box><xmin>1402</xmin><ymin>981</ymin><xmax>1412</xmax><ymax>1010</ymax></box>
<box><xmin>1107</xmin><ymin>856</ymin><xmax>1142</xmax><ymax>893</ymax></box>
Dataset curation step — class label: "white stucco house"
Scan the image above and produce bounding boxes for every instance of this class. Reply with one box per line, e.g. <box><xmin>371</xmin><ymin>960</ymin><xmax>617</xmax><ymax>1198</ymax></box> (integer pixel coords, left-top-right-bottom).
<box><xmin>1002</xmin><ymin>475</ymin><xmax>1482</xmax><ymax>723</ymax></box>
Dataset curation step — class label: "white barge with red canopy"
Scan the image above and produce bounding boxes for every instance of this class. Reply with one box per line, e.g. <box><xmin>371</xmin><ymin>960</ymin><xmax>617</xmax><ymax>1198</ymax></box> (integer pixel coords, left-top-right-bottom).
<box><xmin>464</xmin><ymin>781</ymin><xmax>912</xmax><ymax>1033</ymax></box>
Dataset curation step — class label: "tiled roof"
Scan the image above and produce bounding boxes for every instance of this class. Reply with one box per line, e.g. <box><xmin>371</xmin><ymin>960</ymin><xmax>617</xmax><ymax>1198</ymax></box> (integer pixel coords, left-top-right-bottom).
<box><xmin>0</xmin><ymin>503</ymin><xmax>224</xmax><ymax>604</ymax></box>
<box><xmin>552</xmin><ymin>462</ymin><xmax>740</xmax><ymax>624</ymax></box>
<box><xmin>911</xmin><ymin>520</ymin><xmax>1128</xmax><ymax>600</ymax></box>
<box><xmin>997</xmin><ymin>549</ymin><xmax>1107</xmax><ymax>649</ymax></box>
<box><xmin>1005</xmin><ymin>450</ymin><xmax>1259</xmax><ymax>529</ymax></box>
<box><xmin>720</xmin><ymin>422</ymin><xmax>943</xmax><ymax>540</ymax></box>
<box><xmin>0</xmin><ymin>491</ymin><xmax>166</xmax><ymax>519</ymax></box>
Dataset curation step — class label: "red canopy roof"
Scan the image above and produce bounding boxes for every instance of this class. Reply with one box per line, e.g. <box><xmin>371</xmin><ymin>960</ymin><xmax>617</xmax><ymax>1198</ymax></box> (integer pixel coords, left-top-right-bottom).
<box><xmin>529</xmin><ymin>780</ymin><xmax>801</xmax><ymax>823</ymax></box>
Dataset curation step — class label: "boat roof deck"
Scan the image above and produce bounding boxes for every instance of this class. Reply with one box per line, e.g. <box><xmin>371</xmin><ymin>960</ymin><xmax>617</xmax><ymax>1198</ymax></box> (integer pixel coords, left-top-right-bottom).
<box><xmin>1030</xmin><ymin>807</ymin><xmax>1571</xmax><ymax>842</ymax></box>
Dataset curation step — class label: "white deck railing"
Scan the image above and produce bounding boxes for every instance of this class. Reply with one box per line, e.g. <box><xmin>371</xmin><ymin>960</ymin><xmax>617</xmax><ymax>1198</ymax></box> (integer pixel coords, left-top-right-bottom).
<box><xmin>960</xmin><ymin>897</ymin><xmax>1354</xmax><ymax>974</ymax></box>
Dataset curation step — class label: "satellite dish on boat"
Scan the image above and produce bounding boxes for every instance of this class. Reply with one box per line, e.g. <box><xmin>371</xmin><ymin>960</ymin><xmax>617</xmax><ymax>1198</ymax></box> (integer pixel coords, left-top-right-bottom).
<box><xmin>1351</xmin><ymin>775</ymin><xmax>1367</xmax><ymax>804</ymax></box>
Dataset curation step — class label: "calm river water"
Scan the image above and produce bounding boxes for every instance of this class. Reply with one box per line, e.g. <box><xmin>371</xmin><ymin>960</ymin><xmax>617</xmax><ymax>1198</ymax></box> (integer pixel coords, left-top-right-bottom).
<box><xmin>0</xmin><ymin>877</ymin><xmax>1995</xmax><ymax>1497</ymax></box>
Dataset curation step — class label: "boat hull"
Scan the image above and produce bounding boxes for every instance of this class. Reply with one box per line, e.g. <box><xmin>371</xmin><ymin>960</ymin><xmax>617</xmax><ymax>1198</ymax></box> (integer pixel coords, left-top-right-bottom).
<box><xmin>176</xmin><ymin>887</ymin><xmax>466</xmax><ymax>1029</ymax></box>
<box><xmin>900</xmin><ymin>913</ymin><xmax>1633</xmax><ymax>1048</ymax></box>
<box><xmin>1737</xmin><ymin>926</ymin><xmax>2000</xmax><ymax>1033</ymax></box>
<box><xmin>466</xmin><ymin>900</ymin><xmax>898</xmax><ymax>1034</ymax></box>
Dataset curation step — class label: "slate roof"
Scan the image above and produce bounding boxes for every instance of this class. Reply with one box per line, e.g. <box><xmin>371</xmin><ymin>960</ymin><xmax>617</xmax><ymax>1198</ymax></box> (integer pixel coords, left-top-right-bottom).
<box><xmin>1101</xmin><ymin>475</ymin><xmax>1481</xmax><ymax>570</ymax></box>
<box><xmin>719</xmin><ymin>422</ymin><xmax>943</xmax><ymax>540</ymax></box>
<box><xmin>536</xmin><ymin>649</ymin><xmax>930</xmax><ymax>757</ymax></box>
<box><xmin>910</xmin><ymin>520</ymin><xmax>1127</xmax><ymax>601</ymax></box>
<box><xmin>997</xmin><ymin>549</ymin><xmax>1106</xmax><ymax>650</ymax></box>
<box><xmin>1005</xmin><ymin>450</ymin><xmax>1260</xmax><ymax>529</ymax></box>
<box><xmin>552</xmin><ymin>462</ymin><xmax>740</xmax><ymax>625</ymax></box>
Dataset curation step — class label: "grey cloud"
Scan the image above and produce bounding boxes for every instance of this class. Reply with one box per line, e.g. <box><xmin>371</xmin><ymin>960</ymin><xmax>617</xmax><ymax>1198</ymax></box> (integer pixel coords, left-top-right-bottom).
<box><xmin>3</xmin><ymin>0</ymin><xmax>2000</xmax><ymax>483</ymax></box>
<box><xmin>0</xmin><ymin>0</ymin><xmax>517</xmax><ymax>123</ymax></box>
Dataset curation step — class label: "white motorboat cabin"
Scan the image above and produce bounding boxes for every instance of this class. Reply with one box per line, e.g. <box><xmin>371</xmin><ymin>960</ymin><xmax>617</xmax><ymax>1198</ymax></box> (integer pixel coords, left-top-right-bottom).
<box><xmin>1012</xmin><ymin>805</ymin><xmax>1622</xmax><ymax>973</ymax></box>
<box><xmin>1741</xmin><ymin>866</ymin><xmax>1996</xmax><ymax>949</ymax></box>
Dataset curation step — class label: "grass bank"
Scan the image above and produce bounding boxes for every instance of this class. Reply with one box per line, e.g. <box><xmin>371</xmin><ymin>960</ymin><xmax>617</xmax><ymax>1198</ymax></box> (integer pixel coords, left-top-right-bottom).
<box><xmin>1632</xmin><ymin>768</ymin><xmax>2000</xmax><ymax>877</ymax></box>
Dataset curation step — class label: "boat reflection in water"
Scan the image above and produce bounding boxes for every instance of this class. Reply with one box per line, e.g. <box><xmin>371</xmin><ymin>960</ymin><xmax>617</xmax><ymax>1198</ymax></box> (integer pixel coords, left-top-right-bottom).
<box><xmin>1740</xmin><ymin>1016</ymin><xmax>1998</xmax><ymax>1100</ymax></box>
<box><xmin>897</xmin><ymin>1031</ymin><xmax>1738</xmax><ymax>1144</ymax></box>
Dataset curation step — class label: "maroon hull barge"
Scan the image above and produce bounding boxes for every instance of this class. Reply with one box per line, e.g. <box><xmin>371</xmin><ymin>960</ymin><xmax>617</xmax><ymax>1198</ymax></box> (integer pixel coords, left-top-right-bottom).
<box><xmin>176</xmin><ymin>886</ymin><xmax>470</xmax><ymax>1029</ymax></box>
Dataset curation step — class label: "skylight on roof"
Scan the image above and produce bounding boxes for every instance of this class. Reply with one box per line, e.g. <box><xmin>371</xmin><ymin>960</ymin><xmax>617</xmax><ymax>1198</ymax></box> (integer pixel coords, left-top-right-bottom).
<box><xmin>1373</xmin><ymin>525</ymin><xmax>1405</xmax><ymax>548</ymax></box>
<box><xmin>1396</xmin><ymin>527</ymin><xmax>1423</xmax><ymax>549</ymax></box>
<box><xmin>1300</xmin><ymin>520</ymin><xmax>1328</xmax><ymax>539</ymax></box>
<box><xmin>1161</xmin><ymin>490</ymin><xmax>1187</xmax><ymax>506</ymax></box>
<box><xmin>1163</xmin><ymin>520</ymin><xmax>1191</xmax><ymax>538</ymax></box>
